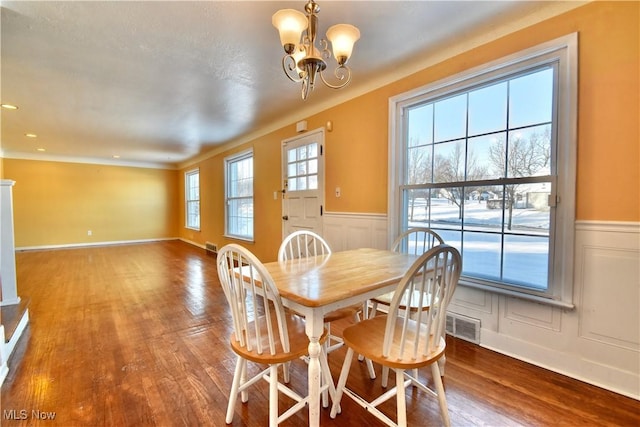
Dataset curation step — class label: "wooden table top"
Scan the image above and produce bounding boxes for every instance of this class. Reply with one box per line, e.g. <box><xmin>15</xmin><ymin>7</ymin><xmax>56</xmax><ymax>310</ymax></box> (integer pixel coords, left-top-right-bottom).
<box><xmin>261</xmin><ymin>248</ymin><xmax>418</xmax><ymax>308</ymax></box>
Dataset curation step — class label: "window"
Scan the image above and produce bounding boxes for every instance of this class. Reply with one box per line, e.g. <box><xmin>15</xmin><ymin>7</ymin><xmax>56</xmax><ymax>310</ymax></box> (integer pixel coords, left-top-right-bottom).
<box><xmin>389</xmin><ymin>34</ymin><xmax>577</xmax><ymax>307</ymax></box>
<box><xmin>185</xmin><ymin>169</ymin><xmax>200</xmax><ymax>230</ymax></box>
<box><xmin>225</xmin><ymin>150</ymin><xmax>254</xmax><ymax>240</ymax></box>
<box><xmin>286</xmin><ymin>141</ymin><xmax>319</xmax><ymax>191</ymax></box>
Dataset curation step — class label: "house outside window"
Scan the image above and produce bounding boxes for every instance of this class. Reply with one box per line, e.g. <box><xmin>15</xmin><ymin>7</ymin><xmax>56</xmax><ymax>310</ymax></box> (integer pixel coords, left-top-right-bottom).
<box><xmin>185</xmin><ymin>169</ymin><xmax>200</xmax><ymax>230</ymax></box>
<box><xmin>225</xmin><ymin>150</ymin><xmax>254</xmax><ymax>240</ymax></box>
<box><xmin>389</xmin><ymin>34</ymin><xmax>577</xmax><ymax>307</ymax></box>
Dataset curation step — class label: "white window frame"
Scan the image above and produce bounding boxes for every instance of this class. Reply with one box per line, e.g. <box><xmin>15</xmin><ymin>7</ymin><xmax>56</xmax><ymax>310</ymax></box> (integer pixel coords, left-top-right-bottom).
<box><xmin>388</xmin><ymin>34</ymin><xmax>577</xmax><ymax>308</ymax></box>
<box><xmin>224</xmin><ymin>149</ymin><xmax>254</xmax><ymax>241</ymax></box>
<box><xmin>185</xmin><ymin>168</ymin><xmax>200</xmax><ymax>230</ymax></box>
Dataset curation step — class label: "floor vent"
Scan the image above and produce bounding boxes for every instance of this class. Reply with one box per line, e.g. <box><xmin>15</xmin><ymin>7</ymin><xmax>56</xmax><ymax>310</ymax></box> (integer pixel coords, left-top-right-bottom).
<box><xmin>205</xmin><ymin>242</ymin><xmax>217</xmax><ymax>255</ymax></box>
<box><xmin>446</xmin><ymin>313</ymin><xmax>480</xmax><ymax>344</ymax></box>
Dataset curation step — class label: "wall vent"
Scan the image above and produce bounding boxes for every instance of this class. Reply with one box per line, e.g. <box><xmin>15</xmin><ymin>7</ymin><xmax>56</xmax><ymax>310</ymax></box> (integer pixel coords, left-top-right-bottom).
<box><xmin>205</xmin><ymin>242</ymin><xmax>217</xmax><ymax>255</ymax></box>
<box><xmin>446</xmin><ymin>312</ymin><xmax>480</xmax><ymax>344</ymax></box>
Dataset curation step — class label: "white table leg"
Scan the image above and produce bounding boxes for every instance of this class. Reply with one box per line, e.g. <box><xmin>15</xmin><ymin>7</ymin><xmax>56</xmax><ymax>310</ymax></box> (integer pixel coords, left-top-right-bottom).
<box><xmin>306</xmin><ymin>311</ymin><xmax>324</xmax><ymax>427</ymax></box>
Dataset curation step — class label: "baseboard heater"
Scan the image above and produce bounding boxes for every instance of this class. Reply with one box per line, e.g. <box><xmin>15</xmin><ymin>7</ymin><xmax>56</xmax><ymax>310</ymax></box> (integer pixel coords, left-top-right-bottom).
<box><xmin>205</xmin><ymin>242</ymin><xmax>218</xmax><ymax>255</ymax></box>
<box><xmin>446</xmin><ymin>312</ymin><xmax>481</xmax><ymax>344</ymax></box>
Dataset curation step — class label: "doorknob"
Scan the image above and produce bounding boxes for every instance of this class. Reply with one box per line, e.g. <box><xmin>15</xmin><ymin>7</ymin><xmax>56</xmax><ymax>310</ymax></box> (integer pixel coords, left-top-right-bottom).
<box><xmin>282</xmin><ymin>215</ymin><xmax>289</xmax><ymax>221</ymax></box>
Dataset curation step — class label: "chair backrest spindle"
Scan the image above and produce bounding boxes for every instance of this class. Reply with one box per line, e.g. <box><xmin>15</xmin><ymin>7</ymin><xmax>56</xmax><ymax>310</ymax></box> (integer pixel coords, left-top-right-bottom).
<box><xmin>278</xmin><ymin>230</ymin><xmax>331</xmax><ymax>261</ymax></box>
<box><xmin>383</xmin><ymin>244</ymin><xmax>461</xmax><ymax>361</ymax></box>
<box><xmin>217</xmin><ymin>244</ymin><xmax>291</xmax><ymax>356</ymax></box>
<box><xmin>391</xmin><ymin>227</ymin><xmax>444</xmax><ymax>255</ymax></box>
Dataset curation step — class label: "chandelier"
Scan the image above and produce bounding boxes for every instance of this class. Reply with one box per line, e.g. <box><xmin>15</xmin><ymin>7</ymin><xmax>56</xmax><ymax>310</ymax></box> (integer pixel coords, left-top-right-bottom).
<box><xmin>272</xmin><ymin>0</ymin><xmax>360</xmax><ymax>100</ymax></box>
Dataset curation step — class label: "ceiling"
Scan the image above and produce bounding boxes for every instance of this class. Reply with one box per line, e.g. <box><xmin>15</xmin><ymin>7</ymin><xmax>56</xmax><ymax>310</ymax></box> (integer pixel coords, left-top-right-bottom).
<box><xmin>1</xmin><ymin>1</ymin><xmax>578</xmax><ymax>169</ymax></box>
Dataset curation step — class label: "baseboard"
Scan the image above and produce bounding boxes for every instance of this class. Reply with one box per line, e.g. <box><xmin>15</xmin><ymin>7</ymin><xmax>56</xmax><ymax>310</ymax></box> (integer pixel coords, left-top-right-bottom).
<box><xmin>16</xmin><ymin>237</ymin><xmax>179</xmax><ymax>252</ymax></box>
<box><xmin>481</xmin><ymin>329</ymin><xmax>640</xmax><ymax>400</ymax></box>
<box><xmin>178</xmin><ymin>238</ymin><xmax>206</xmax><ymax>250</ymax></box>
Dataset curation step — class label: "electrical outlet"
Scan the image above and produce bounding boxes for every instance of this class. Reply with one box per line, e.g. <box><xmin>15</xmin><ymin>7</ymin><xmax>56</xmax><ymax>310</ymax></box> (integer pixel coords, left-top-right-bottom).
<box><xmin>87</xmin><ymin>230</ymin><xmax>92</xmax><ymax>236</ymax></box>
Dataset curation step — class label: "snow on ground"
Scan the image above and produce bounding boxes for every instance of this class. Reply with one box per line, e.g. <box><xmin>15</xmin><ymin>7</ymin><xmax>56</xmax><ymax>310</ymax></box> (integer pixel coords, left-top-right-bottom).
<box><xmin>406</xmin><ymin>197</ymin><xmax>549</xmax><ymax>289</ymax></box>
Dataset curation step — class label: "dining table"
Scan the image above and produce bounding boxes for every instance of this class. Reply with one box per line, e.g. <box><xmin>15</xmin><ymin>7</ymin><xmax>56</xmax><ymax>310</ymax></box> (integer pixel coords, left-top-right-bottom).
<box><xmin>257</xmin><ymin>247</ymin><xmax>419</xmax><ymax>427</ymax></box>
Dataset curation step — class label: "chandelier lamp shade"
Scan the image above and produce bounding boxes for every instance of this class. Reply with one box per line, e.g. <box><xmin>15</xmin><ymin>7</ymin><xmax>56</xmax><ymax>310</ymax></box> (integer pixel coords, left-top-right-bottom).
<box><xmin>272</xmin><ymin>0</ymin><xmax>360</xmax><ymax>100</ymax></box>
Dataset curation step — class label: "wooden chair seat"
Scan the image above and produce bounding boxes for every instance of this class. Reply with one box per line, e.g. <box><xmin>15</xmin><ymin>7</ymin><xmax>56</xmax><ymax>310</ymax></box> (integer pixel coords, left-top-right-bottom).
<box><xmin>342</xmin><ymin>315</ymin><xmax>445</xmax><ymax>370</ymax></box>
<box><xmin>230</xmin><ymin>311</ymin><xmax>328</xmax><ymax>364</ymax></box>
<box><xmin>370</xmin><ymin>290</ymin><xmax>433</xmax><ymax>313</ymax></box>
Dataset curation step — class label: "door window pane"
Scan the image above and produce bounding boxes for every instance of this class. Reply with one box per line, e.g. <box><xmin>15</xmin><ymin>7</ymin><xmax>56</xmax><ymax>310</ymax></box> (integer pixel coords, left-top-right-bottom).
<box><xmin>286</xmin><ymin>142</ymin><xmax>319</xmax><ymax>193</ymax></box>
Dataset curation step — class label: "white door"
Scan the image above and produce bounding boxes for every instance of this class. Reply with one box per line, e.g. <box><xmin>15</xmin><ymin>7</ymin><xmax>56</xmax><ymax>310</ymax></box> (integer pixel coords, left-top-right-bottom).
<box><xmin>281</xmin><ymin>129</ymin><xmax>325</xmax><ymax>238</ymax></box>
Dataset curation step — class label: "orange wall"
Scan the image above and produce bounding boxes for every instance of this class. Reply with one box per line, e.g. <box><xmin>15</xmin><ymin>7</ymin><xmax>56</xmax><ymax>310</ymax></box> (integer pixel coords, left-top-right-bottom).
<box><xmin>4</xmin><ymin>159</ymin><xmax>179</xmax><ymax>247</ymax></box>
<box><xmin>180</xmin><ymin>129</ymin><xmax>292</xmax><ymax>261</ymax></box>
<box><xmin>180</xmin><ymin>1</ymin><xmax>639</xmax><ymax>261</ymax></box>
<box><xmin>3</xmin><ymin>3</ymin><xmax>635</xmax><ymax>259</ymax></box>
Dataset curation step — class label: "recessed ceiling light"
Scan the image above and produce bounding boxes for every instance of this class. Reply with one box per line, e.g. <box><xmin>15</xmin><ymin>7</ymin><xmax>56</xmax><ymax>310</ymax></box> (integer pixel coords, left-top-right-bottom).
<box><xmin>112</xmin><ymin>155</ymin><xmax>120</xmax><ymax>159</ymax></box>
<box><xmin>25</xmin><ymin>133</ymin><xmax>38</xmax><ymax>138</ymax></box>
<box><xmin>37</xmin><ymin>148</ymin><xmax>46</xmax><ymax>152</ymax></box>
<box><xmin>1</xmin><ymin>104</ymin><xmax>18</xmax><ymax>110</ymax></box>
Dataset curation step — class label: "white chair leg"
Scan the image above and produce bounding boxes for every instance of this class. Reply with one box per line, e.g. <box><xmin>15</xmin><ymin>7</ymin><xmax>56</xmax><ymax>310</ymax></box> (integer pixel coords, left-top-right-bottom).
<box><xmin>269</xmin><ymin>365</ymin><xmax>279</xmax><ymax>427</ymax></box>
<box><xmin>431</xmin><ymin>362</ymin><xmax>450</xmax><ymax>427</ymax></box>
<box><xmin>370</xmin><ymin>301</ymin><xmax>379</xmax><ymax>318</ymax></box>
<box><xmin>438</xmin><ymin>353</ymin><xmax>446</xmax><ymax>377</ymax></box>
<box><xmin>362</xmin><ymin>301</ymin><xmax>370</xmax><ymax>320</ymax></box>
<box><xmin>283</xmin><ymin>361</ymin><xmax>291</xmax><ymax>383</ymax></box>
<box><xmin>365</xmin><ymin>357</ymin><xmax>376</xmax><ymax>379</ymax></box>
<box><xmin>240</xmin><ymin>360</ymin><xmax>248</xmax><ymax>403</ymax></box>
<box><xmin>412</xmin><ymin>368</ymin><xmax>419</xmax><ymax>386</ymax></box>
<box><xmin>319</xmin><ymin>348</ymin><xmax>339</xmax><ymax>411</ymax></box>
<box><xmin>352</xmin><ymin>309</ymin><xmax>376</xmax><ymax>379</ymax></box>
<box><xmin>396</xmin><ymin>368</ymin><xmax>408</xmax><ymax>427</ymax></box>
<box><xmin>226</xmin><ymin>357</ymin><xmax>245</xmax><ymax>424</ymax></box>
<box><xmin>330</xmin><ymin>347</ymin><xmax>355</xmax><ymax>418</ymax></box>
<box><xmin>381</xmin><ymin>366</ymin><xmax>390</xmax><ymax>388</ymax></box>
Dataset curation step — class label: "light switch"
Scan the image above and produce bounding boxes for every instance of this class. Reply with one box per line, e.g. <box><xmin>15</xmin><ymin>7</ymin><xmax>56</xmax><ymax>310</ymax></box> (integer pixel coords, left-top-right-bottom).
<box><xmin>335</xmin><ymin>187</ymin><xmax>341</xmax><ymax>198</ymax></box>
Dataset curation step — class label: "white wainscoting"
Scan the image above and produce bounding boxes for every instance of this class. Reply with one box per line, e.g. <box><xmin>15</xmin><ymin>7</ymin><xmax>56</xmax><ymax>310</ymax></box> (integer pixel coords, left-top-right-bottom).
<box><xmin>451</xmin><ymin>220</ymin><xmax>639</xmax><ymax>399</ymax></box>
<box><xmin>323</xmin><ymin>213</ymin><xmax>640</xmax><ymax>399</ymax></box>
<box><xmin>323</xmin><ymin>212</ymin><xmax>388</xmax><ymax>251</ymax></box>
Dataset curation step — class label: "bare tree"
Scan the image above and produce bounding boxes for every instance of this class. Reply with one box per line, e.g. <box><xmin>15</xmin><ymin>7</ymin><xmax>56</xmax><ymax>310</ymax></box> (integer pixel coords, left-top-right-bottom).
<box><xmin>434</xmin><ymin>142</ymin><xmax>487</xmax><ymax>219</ymax></box>
<box><xmin>407</xmin><ymin>141</ymin><xmax>431</xmax><ymax>220</ymax></box>
<box><xmin>489</xmin><ymin>126</ymin><xmax>551</xmax><ymax>229</ymax></box>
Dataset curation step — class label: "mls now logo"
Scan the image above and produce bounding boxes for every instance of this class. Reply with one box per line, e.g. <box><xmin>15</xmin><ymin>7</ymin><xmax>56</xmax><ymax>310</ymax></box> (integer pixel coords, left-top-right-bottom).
<box><xmin>3</xmin><ymin>410</ymin><xmax>28</xmax><ymax>420</ymax></box>
<box><xmin>3</xmin><ymin>409</ymin><xmax>56</xmax><ymax>420</ymax></box>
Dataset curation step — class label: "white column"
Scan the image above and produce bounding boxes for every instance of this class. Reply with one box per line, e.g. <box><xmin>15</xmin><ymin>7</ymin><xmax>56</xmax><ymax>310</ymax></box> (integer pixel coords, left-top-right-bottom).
<box><xmin>1</xmin><ymin>179</ymin><xmax>19</xmax><ymax>306</ymax></box>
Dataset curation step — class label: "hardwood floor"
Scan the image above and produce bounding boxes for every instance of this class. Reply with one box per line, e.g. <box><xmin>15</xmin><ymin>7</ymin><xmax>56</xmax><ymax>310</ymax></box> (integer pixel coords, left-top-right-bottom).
<box><xmin>2</xmin><ymin>240</ymin><xmax>638</xmax><ymax>426</ymax></box>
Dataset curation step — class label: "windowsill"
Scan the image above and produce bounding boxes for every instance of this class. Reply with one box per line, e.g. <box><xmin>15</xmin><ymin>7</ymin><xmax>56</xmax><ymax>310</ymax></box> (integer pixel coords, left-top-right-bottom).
<box><xmin>224</xmin><ymin>234</ymin><xmax>254</xmax><ymax>244</ymax></box>
<box><xmin>458</xmin><ymin>279</ymin><xmax>575</xmax><ymax>310</ymax></box>
<box><xmin>185</xmin><ymin>226</ymin><xmax>200</xmax><ymax>231</ymax></box>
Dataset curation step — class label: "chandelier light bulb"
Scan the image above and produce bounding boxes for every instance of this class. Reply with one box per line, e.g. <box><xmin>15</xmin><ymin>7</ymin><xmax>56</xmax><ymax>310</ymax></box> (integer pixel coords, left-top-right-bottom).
<box><xmin>326</xmin><ymin>24</ymin><xmax>360</xmax><ymax>66</ymax></box>
<box><xmin>273</xmin><ymin>0</ymin><xmax>360</xmax><ymax>100</ymax></box>
<box><xmin>272</xmin><ymin>9</ymin><xmax>308</xmax><ymax>54</ymax></box>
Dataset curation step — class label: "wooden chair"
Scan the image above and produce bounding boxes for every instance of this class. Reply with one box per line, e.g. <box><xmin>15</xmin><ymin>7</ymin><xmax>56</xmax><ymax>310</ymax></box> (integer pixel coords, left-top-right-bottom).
<box><xmin>278</xmin><ymin>230</ymin><xmax>376</xmax><ymax>382</ymax></box>
<box><xmin>216</xmin><ymin>243</ymin><xmax>337</xmax><ymax>426</ymax></box>
<box><xmin>369</xmin><ymin>227</ymin><xmax>445</xmax><ymax>316</ymax></box>
<box><xmin>368</xmin><ymin>227</ymin><xmax>445</xmax><ymax>386</ymax></box>
<box><xmin>330</xmin><ymin>244</ymin><xmax>461</xmax><ymax>427</ymax></box>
